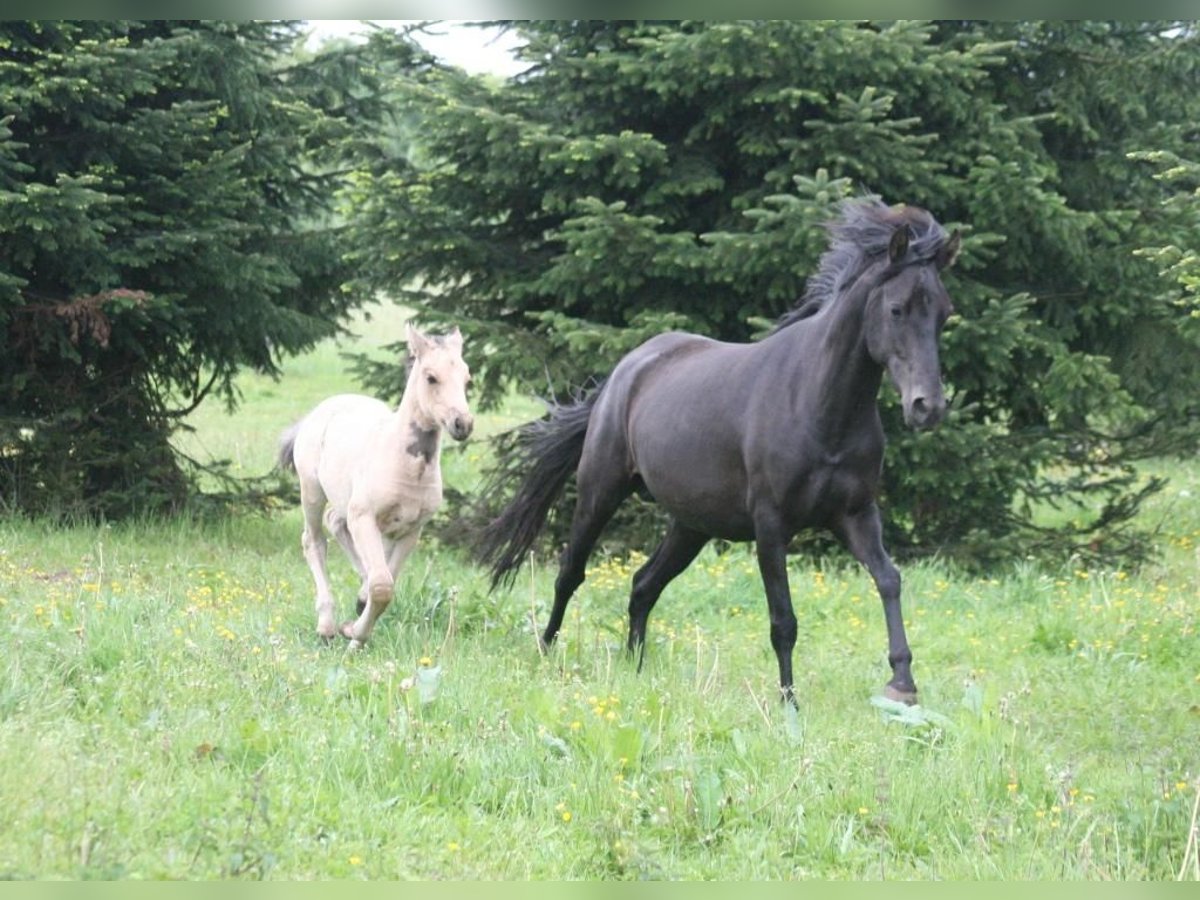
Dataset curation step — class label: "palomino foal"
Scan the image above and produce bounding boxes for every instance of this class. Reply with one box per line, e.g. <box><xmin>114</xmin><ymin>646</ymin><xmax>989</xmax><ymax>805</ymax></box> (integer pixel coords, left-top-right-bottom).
<box><xmin>278</xmin><ymin>325</ymin><xmax>473</xmax><ymax>647</ymax></box>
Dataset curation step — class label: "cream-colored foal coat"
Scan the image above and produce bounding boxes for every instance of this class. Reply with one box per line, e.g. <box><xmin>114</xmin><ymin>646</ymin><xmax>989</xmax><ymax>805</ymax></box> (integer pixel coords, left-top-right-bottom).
<box><xmin>279</xmin><ymin>326</ymin><xmax>472</xmax><ymax>647</ymax></box>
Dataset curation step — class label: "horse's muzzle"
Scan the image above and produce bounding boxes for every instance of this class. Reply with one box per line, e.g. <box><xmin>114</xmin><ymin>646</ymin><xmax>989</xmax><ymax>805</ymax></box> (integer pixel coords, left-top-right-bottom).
<box><xmin>449</xmin><ymin>415</ymin><xmax>474</xmax><ymax>441</ymax></box>
<box><xmin>906</xmin><ymin>394</ymin><xmax>946</xmax><ymax>430</ymax></box>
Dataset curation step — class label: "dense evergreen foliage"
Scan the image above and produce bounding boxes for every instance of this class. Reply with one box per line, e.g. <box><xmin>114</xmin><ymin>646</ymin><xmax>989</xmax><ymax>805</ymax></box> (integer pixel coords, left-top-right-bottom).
<box><xmin>3</xmin><ymin>20</ymin><xmax>1197</xmax><ymax>567</ymax></box>
<box><xmin>0</xmin><ymin>21</ymin><xmax>391</xmax><ymax>517</ymax></box>
<box><xmin>346</xmin><ymin>21</ymin><xmax>1200</xmax><ymax>566</ymax></box>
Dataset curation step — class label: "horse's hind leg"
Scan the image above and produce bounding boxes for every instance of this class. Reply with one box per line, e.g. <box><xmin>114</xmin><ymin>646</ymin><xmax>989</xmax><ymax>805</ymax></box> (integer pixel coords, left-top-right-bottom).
<box><xmin>542</xmin><ymin>470</ymin><xmax>633</xmax><ymax>650</ymax></box>
<box><xmin>627</xmin><ymin>520</ymin><xmax>707</xmax><ymax>669</ymax></box>
<box><xmin>299</xmin><ymin>483</ymin><xmax>338</xmax><ymax>640</ymax></box>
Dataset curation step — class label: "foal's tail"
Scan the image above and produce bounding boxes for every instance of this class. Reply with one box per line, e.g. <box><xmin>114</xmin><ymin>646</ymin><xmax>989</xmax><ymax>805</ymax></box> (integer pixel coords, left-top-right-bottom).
<box><xmin>277</xmin><ymin>421</ymin><xmax>301</xmax><ymax>474</ymax></box>
<box><xmin>475</xmin><ymin>386</ymin><xmax>602</xmax><ymax>589</ymax></box>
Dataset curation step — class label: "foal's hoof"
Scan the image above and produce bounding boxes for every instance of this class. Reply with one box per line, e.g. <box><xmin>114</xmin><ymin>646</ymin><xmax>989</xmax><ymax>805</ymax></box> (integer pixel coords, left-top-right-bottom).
<box><xmin>882</xmin><ymin>684</ymin><xmax>918</xmax><ymax>706</ymax></box>
<box><xmin>339</xmin><ymin>620</ymin><xmax>361</xmax><ymax>642</ymax></box>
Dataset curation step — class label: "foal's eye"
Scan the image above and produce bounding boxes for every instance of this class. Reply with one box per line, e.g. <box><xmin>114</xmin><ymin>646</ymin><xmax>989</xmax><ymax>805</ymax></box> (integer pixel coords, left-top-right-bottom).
<box><xmin>890</xmin><ymin>306</ymin><xmax>903</xmax><ymax>319</ymax></box>
<box><xmin>425</xmin><ymin>373</ymin><xmax>439</xmax><ymax>386</ymax></box>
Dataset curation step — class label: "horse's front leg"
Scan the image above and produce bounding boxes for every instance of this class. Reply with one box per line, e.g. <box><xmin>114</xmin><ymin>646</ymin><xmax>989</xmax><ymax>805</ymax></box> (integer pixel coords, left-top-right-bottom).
<box><xmin>343</xmin><ymin>506</ymin><xmax>394</xmax><ymax>649</ymax></box>
<box><xmin>754</xmin><ymin>512</ymin><xmax>799</xmax><ymax>708</ymax></box>
<box><xmin>330</xmin><ymin>516</ymin><xmax>369</xmax><ymax>615</ymax></box>
<box><xmin>384</xmin><ymin>529</ymin><xmax>421</xmax><ymax>597</ymax></box>
<box><xmin>836</xmin><ymin>503</ymin><xmax>917</xmax><ymax>704</ymax></box>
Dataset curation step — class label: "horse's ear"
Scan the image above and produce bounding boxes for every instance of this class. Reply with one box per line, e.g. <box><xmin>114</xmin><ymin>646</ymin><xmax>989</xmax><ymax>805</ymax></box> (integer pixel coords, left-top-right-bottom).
<box><xmin>406</xmin><ymin>323</ymin><xmax>431</xmax><ymax>357</ymax></box>
<box><xmin>936</xmin><ymin>229</ymin><xmax>962</xmax><ymax>270</ymax></box>
<box><xmin>888</xmin><ymin>225</ymin><xmax>909</xmax><ymax>263</ymax></box>
<box><xmin>445</xmin><ymin>326</ymin><xmax>463</xmax><ymax>350</ymax></box>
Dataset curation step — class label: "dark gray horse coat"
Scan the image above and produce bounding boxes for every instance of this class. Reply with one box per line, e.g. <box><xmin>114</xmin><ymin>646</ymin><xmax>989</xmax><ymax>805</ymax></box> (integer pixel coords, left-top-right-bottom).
<box><xmin>478</xmin><ymin>198</ymin><xmax>961</xmax><ymax>705</ymax></box>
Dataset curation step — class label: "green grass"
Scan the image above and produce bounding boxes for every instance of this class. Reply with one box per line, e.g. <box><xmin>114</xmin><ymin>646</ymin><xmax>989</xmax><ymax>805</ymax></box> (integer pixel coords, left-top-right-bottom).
<box><xmin>1</xmin><ymin>304</ymin><xmax>1197</xmax><ymax>879</ymax></box>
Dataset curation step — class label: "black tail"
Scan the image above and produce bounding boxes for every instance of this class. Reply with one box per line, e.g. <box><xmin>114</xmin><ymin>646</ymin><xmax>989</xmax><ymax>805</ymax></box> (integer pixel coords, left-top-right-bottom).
<box><xmin>475</xmin><ymin>386</ymin><xmax>602</xmax><ymax>589</ymax></box>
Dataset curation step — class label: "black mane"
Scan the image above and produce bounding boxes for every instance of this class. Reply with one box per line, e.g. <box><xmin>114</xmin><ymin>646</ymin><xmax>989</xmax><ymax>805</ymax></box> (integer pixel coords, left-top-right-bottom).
<box><xmin>773</xmin><ymin>197</ymin><xmax>950</xmax><ymax>332</ymax></box>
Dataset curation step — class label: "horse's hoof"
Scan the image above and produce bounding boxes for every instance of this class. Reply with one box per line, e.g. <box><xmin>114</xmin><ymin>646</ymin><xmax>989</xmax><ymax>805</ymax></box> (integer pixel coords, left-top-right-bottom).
<box><xmin>339</xmin><ymin>620</ymin><xmax>359</xmax><ymax>641</ymax></box>
<box><xmin>882</xmin><ymin>684</ymin><xmax>918</xmax><ymax>706</ymax></box>
<box><xmin>347</xmin><ymin>638</ymin><xmax>364</xmax><ymax>651</ymax></box>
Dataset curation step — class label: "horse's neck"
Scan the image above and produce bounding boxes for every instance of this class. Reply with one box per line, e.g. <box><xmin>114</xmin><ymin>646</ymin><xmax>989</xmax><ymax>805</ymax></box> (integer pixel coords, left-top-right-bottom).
<box><xmin>394</xmin><ymin>377</ymin><xmax>442</xmax><ymax>460</ymax></box>
<box><xmin>787</xmin><ymin>269</ymin><xmax>884</xmax><ymax>436</ymax></box>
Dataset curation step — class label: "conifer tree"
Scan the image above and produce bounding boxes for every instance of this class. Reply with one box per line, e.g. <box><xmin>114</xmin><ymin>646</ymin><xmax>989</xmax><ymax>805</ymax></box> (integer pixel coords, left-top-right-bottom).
<box><xmin>346</xmin><ymin>20</ymin><xmax>1199</xmax><ymax>565</ymax></box>
<box><xmin>0</xmin><ymin>20</ymin><xmax>397</xmax><ymax>517</ymax></box>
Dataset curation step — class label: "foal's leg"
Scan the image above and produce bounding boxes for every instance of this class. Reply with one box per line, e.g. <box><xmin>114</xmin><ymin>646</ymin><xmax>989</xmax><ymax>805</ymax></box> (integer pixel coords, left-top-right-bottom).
<box><xmin>386</xmin><ymin>529</ymin><xmax>421</xmax><ymax>581</ymax></box>
<box><xmin>627</xmin><ymin>520</ymin><xmax>707</xmax><ymax>670</ymax></box>
<box><xmin>753</xmin><ymin>510</ymin><xmax>799</xmax><ymax>707</ymax></box>
<box><xmin>836</xmin><ymin>503</ymin><xmax>916</xmax><ymax>704</ymax></box>
<box><xmin>342</xmin><ymin>504</ymin><xmax>392</xmax><ymax>649</ymax></box>
<box><xmin>342</xmin><ymin>529</ymin><xmax>421</xmax><ymax>647</ymax></box>
<box><xmin>299</xmin><ymin>483</ymin><xmax>338</xmax><ymax>640</ymax></box>
<box><xmin>330</xmin><ymin>516</ymin><xmax>369</xmax><ymax>615</ymax></box>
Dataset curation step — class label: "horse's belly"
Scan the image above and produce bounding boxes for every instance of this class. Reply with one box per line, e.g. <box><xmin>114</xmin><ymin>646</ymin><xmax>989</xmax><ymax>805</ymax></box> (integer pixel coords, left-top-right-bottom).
<box><xmin>669</xmin><ymin>503</ymin><xmax>756</xmax><ymax>541</ymax></box>
<box><xmin>640</xmin><ymin>468</ymin><xmax>755</xmax><ymax>540</ymax></box>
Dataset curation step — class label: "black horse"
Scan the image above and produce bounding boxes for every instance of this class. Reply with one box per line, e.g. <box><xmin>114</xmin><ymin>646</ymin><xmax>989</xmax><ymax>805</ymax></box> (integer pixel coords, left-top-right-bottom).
<box><xmin>477</xmin><ymin>198</ymin><xmax>961</xmax><ymax>706</ymax></box>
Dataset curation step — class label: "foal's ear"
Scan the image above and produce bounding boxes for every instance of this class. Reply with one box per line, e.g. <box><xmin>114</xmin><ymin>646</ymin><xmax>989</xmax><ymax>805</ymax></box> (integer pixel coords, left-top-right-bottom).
<box><xmin>406</xmin><ymin>323</ymin><xmax>431</xmax><ymax>357</ymax></box>
<box><xmin>444</xmin><ymin>326</ymin><xmax>463</xmax><ymax>350</ymax></box>
<box><xmin>936</xmin><ymin>229</ymin><xmax>962</xmax><ymax>270</ymax></box>
<box><xmin>888</xmin><ymin>225</ymin><xmax>910</xmax><ymax>263</ymax></box>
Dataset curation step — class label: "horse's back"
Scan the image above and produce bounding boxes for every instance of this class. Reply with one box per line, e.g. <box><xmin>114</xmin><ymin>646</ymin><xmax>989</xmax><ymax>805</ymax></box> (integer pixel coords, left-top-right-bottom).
<box><xmin>308</xmin><ymin>393</ymin><xmax>391</xmax><ymax>419</ymax></box>
<box><xmin>581</xmin><ymin>332</ymin><xmax>765</xmax><ymax>536</ymax></box>
<box><xmin>290</xmin><ymin>394</ymin><xmax>391</xmax><ymax>482</ymax></box>
<box><xmin>606</xmin><ymin>332</ymin><xmax>732</xmax><ymax>406</ymax></box>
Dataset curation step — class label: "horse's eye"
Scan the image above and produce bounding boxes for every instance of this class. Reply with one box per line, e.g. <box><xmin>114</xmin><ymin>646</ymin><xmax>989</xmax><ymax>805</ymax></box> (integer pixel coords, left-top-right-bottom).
<box><xmin>426</xmin><ymin>373</ymin><xmax>439</xmax><ymax>386</ymax></box>
<box><xmin>890</xmin><ymin>306</ymin><xmax>903</xmax><ymax>319</ymax></box>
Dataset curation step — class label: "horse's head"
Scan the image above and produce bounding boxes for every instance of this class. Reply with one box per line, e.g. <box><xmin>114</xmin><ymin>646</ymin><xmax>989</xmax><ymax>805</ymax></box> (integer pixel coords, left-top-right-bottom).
<box><xmin>408</xmin><ymin>324</ymin><xmax>474</xmax><ymax>441</ymax></box>
<box><xmin>864</xmin><ymin>223</ymin><xmax>960</xmax><ymax>430</ymax></box>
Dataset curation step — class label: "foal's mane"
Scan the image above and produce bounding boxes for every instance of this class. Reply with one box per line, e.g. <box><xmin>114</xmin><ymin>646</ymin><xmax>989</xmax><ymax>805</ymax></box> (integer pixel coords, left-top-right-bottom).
<box><xmin>773</xmin><ymin>198</ymin><xmax>950</xmax><ymax>332</ymax></box>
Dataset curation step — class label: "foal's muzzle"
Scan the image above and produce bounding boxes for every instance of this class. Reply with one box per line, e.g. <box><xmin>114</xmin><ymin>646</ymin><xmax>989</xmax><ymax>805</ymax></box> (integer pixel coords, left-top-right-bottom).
<box><xmin>448</xmin><ymin>414</ymin><xmax>474</xmax><ymax>441</ymax></box>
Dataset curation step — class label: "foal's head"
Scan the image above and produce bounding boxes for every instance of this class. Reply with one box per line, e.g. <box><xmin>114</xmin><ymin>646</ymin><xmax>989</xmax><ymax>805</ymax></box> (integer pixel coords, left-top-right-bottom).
<box><xmin>863</xmin><ymin>215</ymin><xmax>961</xmax><ymax>430</ymax></box>
<box><xmin>408</xmin><ymin>324</ymin><xmax>474</xmax><ymax>441</ymax></box>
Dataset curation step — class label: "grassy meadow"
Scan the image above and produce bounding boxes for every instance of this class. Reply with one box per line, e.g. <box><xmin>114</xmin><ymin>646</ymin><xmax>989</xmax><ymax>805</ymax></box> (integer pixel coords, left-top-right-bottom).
<box><xmin>0</xmin><ymin>302</ymin><xmax>1197</xmax><ymax>879</ymax></box>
